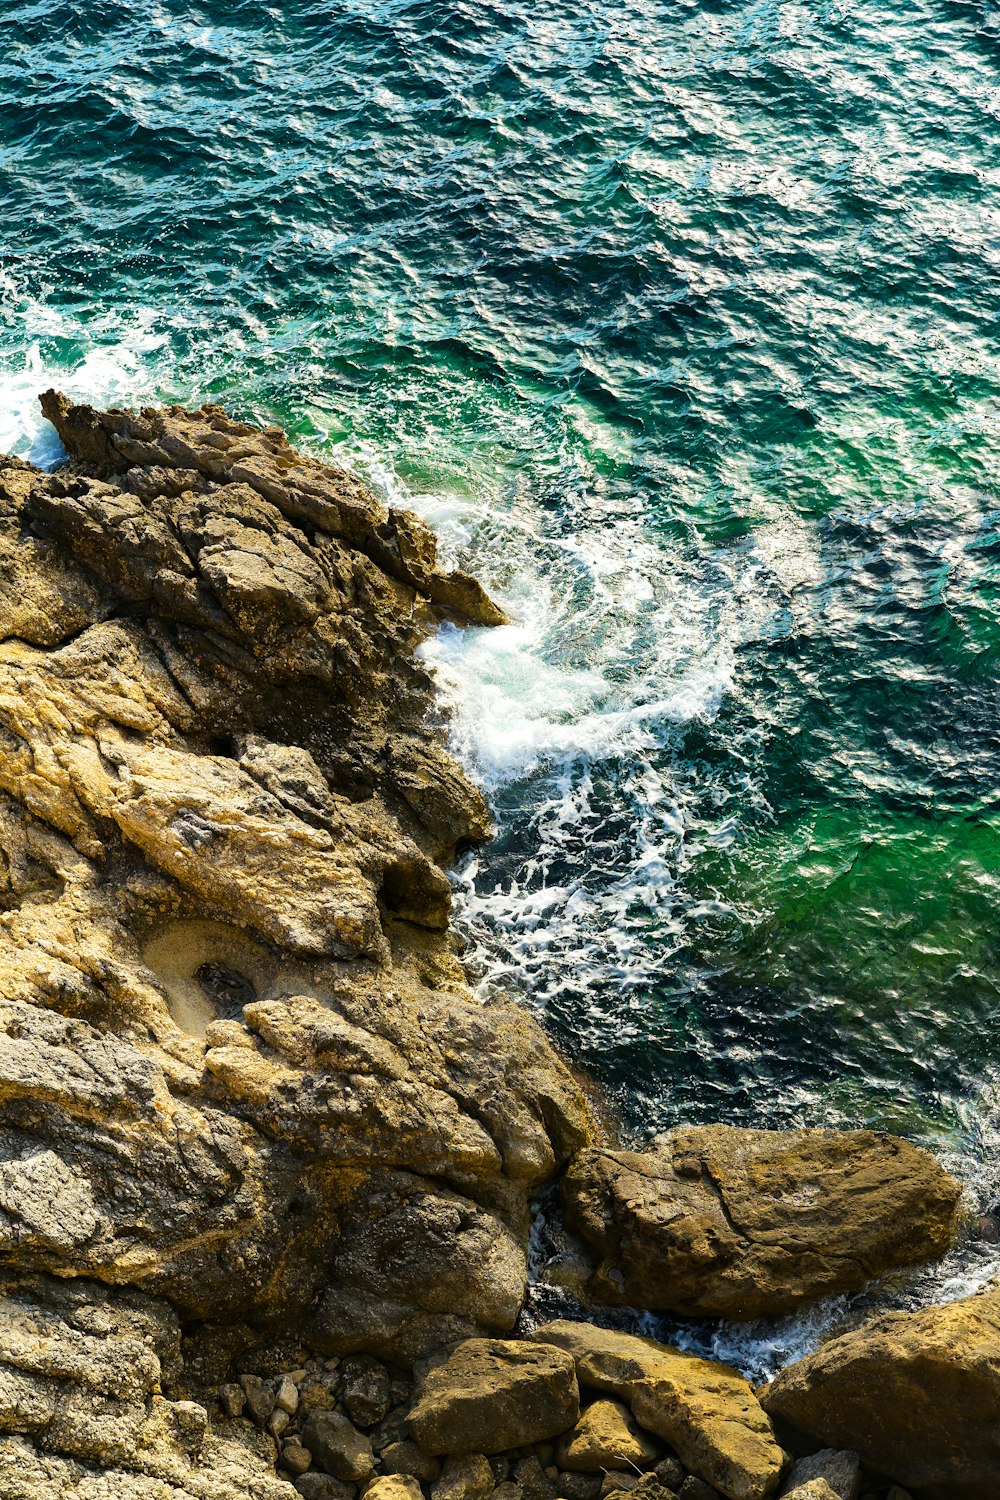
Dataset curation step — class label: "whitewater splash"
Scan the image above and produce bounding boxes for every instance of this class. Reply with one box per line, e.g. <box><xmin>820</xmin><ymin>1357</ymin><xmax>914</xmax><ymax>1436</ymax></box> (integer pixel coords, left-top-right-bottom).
<box><xmin>401</xmin><ymin>483</ymin><xmax>775</xmax><ymax>1012</ymax></box>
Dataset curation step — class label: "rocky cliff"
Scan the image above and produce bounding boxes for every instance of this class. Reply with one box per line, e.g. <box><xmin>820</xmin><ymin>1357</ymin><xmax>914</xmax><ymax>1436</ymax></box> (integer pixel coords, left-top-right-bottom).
<box><xmin>0</xmin><ymin>395</ymin><xmax>985</xmax><ymax>1500</ymax></box>
<box><xmin>0</xmin><ymin>394</ymin><xmax>589</xmax><ymax>1496</ymax></box>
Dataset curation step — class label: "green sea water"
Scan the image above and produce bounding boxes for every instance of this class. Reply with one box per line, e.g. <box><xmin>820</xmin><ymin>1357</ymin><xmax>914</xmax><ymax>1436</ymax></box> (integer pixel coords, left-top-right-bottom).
<box><xmin>4</xmin><ymin>0</ymin><xmax>1000</xmax><ymax>1362</ymax></box>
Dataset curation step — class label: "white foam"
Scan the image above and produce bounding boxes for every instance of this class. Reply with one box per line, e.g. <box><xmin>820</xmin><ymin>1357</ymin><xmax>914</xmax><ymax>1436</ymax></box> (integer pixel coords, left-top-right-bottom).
<box><xmin>0</xmin><ymin>275</ymin><xmax>170</xmax><ymax>464</ymax></box>
<box><xmin>340</xmin><ymin>443</ymin><xmax>784</xmax><ymax>1009</ymax></box>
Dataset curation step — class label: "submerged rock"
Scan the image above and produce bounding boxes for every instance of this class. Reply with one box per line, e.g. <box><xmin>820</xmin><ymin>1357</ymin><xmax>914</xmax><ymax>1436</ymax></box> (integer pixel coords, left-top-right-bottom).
<box><xmin>761</xmin><ymin>1288</ymin><xmax>1000</xmax><ymax>1500</ymax></box>
<box><xmin>533</xmin><ymin>1321</ymin><xmax>784</xmax><ymax>1500</ymax></box>
<box><xmin>0</xmin><ymin>396</ymin><xmax>589</xmax><ymax>1492</ymax></box>
<box><xmin>562</xmin><ymin>1127</ymin><xmax>961</xmax><ymax>1318</ymax></box>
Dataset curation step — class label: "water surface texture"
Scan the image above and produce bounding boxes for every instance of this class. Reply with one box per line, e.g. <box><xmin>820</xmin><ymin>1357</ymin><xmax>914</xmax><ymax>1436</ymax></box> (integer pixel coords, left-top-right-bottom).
<box><xmin>5</xmin><ymin>0</ymin><xmax>1000</xmax><ymax>1367</ymax></box>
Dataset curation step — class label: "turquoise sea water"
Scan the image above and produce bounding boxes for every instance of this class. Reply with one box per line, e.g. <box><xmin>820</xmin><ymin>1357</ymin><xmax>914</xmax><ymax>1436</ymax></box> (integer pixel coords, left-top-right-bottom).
<box><xmin>5</xmin><ymin>0</ymin><xmax>1000</xmax><ymax>1364</ymax></box>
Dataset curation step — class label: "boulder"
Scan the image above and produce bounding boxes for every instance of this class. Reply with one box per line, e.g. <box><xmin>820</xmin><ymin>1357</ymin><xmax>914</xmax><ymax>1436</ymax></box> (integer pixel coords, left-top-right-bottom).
<box><xmin>382</xmin><ymin>1440</ymin><xmax>441</xmax><ymax>1483</ymax></box>
<box><xmin>365</xmin><ymin>1480</ymin><xmax>424</xmax><ymax>1500</ymax></box>
<box><xmin>300</xmin><ymin>1406</ymin><xmax>375</xmax><ymax>1483</ymax></box>
<box><xmin>432</xmin><ymin>1454</ymin><xmax>496</xmax><ymax>1500</ymax></box>
<box><xmin>338</xmin><ymin>1354</ymin><xmax>392</xmax><ymax>1428</ymax></box>
<box><xmin>761</xmin><ymin>1288</ymin><xmax>1000</xmax><ymax>1499</ymax></box>
<box><xmin>562</xmin><ymin>1128</ymin><xmax>961</xmax><ymax>1318</ymax></box>
<box><xmin>780</xmin><ymin>1451</ymin><xmax>859</xmax><ymax>1500</ymax></box>
<box><xmin>407</xmin><ymin>1338</ymin><xmax>580</xmax><ymax>1455</ymax></box>
<box><xmin>781</xmin><ymin>1487</ymin><xmax>838</xmax><ymax>1500</ymax></box>
<box><xmin>534</xmin><ymin>1321</ymin><xmax>783</xmax><ymax>1500</ymax></box>
<box><xmin>559</xmin><ymin>1476</ymin><xmax>603</xmax><ymax>1500</ymax></box>
<box><xmin>557</xmin><ymin>1398</ymin><xmax>660</xmax><ymax>1473</ymax></box>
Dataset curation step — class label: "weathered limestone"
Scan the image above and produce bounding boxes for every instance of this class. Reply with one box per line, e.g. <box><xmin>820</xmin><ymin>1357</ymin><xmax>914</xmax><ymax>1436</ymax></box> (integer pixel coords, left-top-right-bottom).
<box><xmin>557</xmin><ymin>1398</ymin><xmax>659</xmax><ymax>1474</ymax></box>
<box><xmin>533</xmin><ymin>1322</ymin><xmax>783</xmax><ymax>1500</ymax></box>
<box><xmin>761</xmin><ymin>1289</ymin><xmax>1000</xmax><ymax>1500</ymax></box>
<box><xmin>0</xmin><ymin>1274</ymin><xmax>294</xmax><ymax>1500</ymax></box>
<box><xmin>0</xmin><ymin>397</ymin><xmax>590</xmax><ymax>1490</ymax></box>
<box><xmin>563</xmin><ymin>1128</ymin><xmax>961</xmax><ymax>1318</ymax></box>
<box><xmin>407</xmin><ymin>1339</ymin><xmax>581</xmax><ymax>1455</ymax></box>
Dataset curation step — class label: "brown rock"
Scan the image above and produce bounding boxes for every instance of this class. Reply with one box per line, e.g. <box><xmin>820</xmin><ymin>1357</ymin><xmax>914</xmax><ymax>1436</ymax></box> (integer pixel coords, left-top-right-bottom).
<box><xmin>366</xmin><ymin>1480</ymin><xmax>425</xmax><ymax>1500</ymax></box>
<box><xmin>534</xmin><ymin>1321</ymin><xmax>783</xmax><ymax>1500</ymax></box>
<box><xmin>382</xmin><ymin>1440</ymin><xmax>441</xmax><ymax>1483</ymax></box>
<box><xmin>654</xmin><ymin>1462</ymin><xmax>685</xmax><ymax>1491</ymax></box>
<box><xmin>407</xmin><ymin>1338</ymin><xmax>580</xmax><ymax>1455</ymax></box>
<box><xmin>432</xmin><ymin>1453</ymin><xmax>496</xmax><ymax>1500</ymax></box>
<box><xmin>296</xmin><ymin>1480</ymin><xmax>359</xmax><ymax>1500</ymax></box>
<box><xmin>761</xmin><ymin>1288</ymin><xmax>1000</xmax><ymax>1499</ymax></box>
<box><xmin>558</xmin><ymin>1475</ymin><xmax>603</xmax><ymax>1500</ymax></box>
<box><xmin>779</xmin><ymin>1451</ymin><xmax>859</xmax><ymax>1500</ymax></box>
<box><xmin>563</xmin><ymin>1128</ymin><xmax>961</xmax><ymax>1318</ymax></box>
<box><xmin>301</xmin><ymin>1411</ymin><xmax>375</xmax><ymax>1483</ymax></box>
<box><xmin>0</xmin><ymin>397</ymin><xmax>592</xmax><ymax>1493</ymax></box>
<box><xmin>283</xmin><ymin>1441</ymin><xmax>314</xmax><ymax>1476</ymax></box>
<box><xmin>619</xmin><ymin>1479</ymin><xmax>680</xmax><ymax>1500</ymax></box>
<box><xmin>557</xmin><ymin>1398</ymin><xmax>659</xmax><ymax>1473</ymax></box>
<box><xmin>600</xmin><ymin>1477</ymin><xmax>642</xmax><ymax>1499</ymax></box>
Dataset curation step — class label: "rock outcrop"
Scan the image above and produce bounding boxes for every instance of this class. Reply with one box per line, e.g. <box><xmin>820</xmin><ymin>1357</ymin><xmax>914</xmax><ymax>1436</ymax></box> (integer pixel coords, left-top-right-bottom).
<box><xmin>533</xmin><ymin>1321</ymin><xmax>784</xmax><ymax>1500</ymax></box>
<box><xmin>0</xmin><ymin>395</ymin><xmax>590</xmax><ymax>1494</ymax></box>
<box><xmin>562</xmin><ymin>1127</ymin><xmax>961</xmax><ymax>1318</ymax></box>
<box><xmin>761</xmin><ymin>1288</ymin><xmax>1000</xmax><ymax>1500</ymax></box>
<box><xmin>0</xmin><ymin>393</ymin><xmax>972</xmax><ymax>1500</ymax></box>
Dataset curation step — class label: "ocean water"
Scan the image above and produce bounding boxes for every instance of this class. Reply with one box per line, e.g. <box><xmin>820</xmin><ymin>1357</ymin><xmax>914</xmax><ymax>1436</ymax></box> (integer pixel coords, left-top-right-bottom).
<box><xmin>5</xmin><ymin>0</ymin><xmax>1000</xmax><ymax>1371</ymax></box>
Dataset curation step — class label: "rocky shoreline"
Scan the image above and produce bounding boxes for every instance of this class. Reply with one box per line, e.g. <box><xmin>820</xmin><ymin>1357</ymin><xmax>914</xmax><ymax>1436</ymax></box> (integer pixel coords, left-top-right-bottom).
<box><xmin>0</xmin><ymin>397</ymin><xmax>993</xmax><ymax>1500</ymax></box>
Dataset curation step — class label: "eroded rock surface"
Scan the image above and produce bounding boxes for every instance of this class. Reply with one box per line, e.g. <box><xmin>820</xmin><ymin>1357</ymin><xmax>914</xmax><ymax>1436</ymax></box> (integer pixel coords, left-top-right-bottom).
<box><xmin>0</xmin><ymin>396</ymin><xmax>590</xmax><ymax>1492</ymax></box>
<box><xmin>761</xmin><ymin>1289</ymin><xmax>1000</xmax><ymax>1500</ymax></box>
<box><xmin>533</xmin><ymin>1321</ymin><xmax>784</xmax><ymax>1500</ymax></box>
<box><xmin>407</xmin><ymin>1339</ymin><xmax>581</xmax><ymax>1456</ymax></box>
<box><xmin>563</xmin><ymin>1127</ymin><xmax>961</xmax><ymax>1318</ymax></box>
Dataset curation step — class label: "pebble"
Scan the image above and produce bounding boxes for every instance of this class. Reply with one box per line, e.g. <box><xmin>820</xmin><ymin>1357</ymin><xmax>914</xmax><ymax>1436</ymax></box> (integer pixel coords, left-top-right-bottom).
<box><xmin>220</xmin><ymin>1382</ymin><xmax>245</xmax><ymax>1419</ymax></box>
<box><xmin>276</xmin><ymin>1376</ymin><xmax>301</xmax><ymax>1415</ymax></box>
<box><xmin>283</xmin><ymin>1441</ymin><xmax>313</xmax><ymax>1476</ymax></box>
<box><xmin>240</xmin><ymin>1372</ymin><xmax>276</xmax><ymax>1426</ymax></box>
<box><xmin>381</xmin><ymin>1439</ymin><xmax>441</xmax><ymax>1484</ymax></box>
<box><xmin>557</xmin><ymin>1473</ymin><xmax>602</xmax><ymax>1500</ymax></box>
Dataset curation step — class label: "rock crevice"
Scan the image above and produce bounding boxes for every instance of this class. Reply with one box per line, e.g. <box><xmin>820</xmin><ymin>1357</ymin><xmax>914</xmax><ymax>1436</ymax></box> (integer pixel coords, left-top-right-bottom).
<box><xmin>0</xmin><ymin>396</ymin><xmax>976</xmax><ymax>1500</ymax></box>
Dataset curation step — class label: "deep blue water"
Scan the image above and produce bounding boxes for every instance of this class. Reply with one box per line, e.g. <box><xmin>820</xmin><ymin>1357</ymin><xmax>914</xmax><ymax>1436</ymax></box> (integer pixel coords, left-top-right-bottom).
<box><xmin>5</xmin><ymin>0</ymin><xmax>1000</xmax><ymax>1359</ymax></box>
